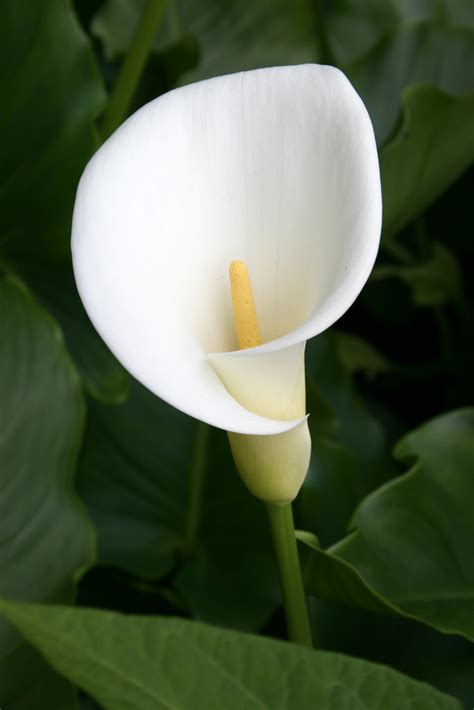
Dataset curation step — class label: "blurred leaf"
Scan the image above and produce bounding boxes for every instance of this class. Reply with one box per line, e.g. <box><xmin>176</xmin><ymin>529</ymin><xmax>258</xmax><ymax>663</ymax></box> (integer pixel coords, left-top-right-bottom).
<box><xmin>9</xmin><ymin>260</ymin><xmax>129</xmax><ymax>402</ymax></box>
<box><xmin>79</xmin><ymin>382</ymin><xmax>192</xmax><ymax>580</ymax></box>
<box><xmin>176</xmin><ymin>0</ymin><xmax>320</xmax><ymax>83</ymax></box>
<box><xmin>373</xmin><ymin>242</ymin><xmax>463</xmax><ymax>307</ymax></box>
<box><xmin>322</xmin><ymin>1</ymin><xmax>474</xmax><ymax>144</ymax></box>
<box><xmin>322</xmin><ymin>0</ymin><xmax>474</xmax><ymax>66</ymax></box>
<box><xmin>333</xmin><ymin>330</ymin><xmax>392</xmax><ymax>378</ymax></box>
<box><xmin>0</xmin><ymin>0</ymin><xmax>127</xmax><ymax>402</ymax></box>
<box><xmin>0</xmin><ymin>278</ymin><xmax>95</xmax><ymax>708</ymax></box>
<box><xmin>340</xmin><ymin>9</ymin><xmax>474</xmax><ymax>243</ymax></box>
<box><xmin>303</xmin><ymin>409</ymin><xmax>474</xmax><ymax>641</ymax></box>
<box><xmin>347</xmin><ymin>24</ymin><xmax>474</xmax><ymax>145</ymax></box>
<box><xmin>320</xmin><ymin>0</ymin><xmax>474</xmax><ymax>237</ymax></box>
<box><xmin>0</xmin><ymin>600</ymin><xmax>463</xmax><ymax>710</ymax></box>
<box><xmin>380</xmin><ymin>86</ymin><xmax>474</xmax><ymax>237</ymax></box>
<box><xmin>298</xmin><ymin>335</ymin><xmax>394</xmax><ymax>547</ymax></box>
<box><xmin>78</xmin><ymin>379</ymin><xmax>278</xmax><ymax>631</ymax></box>
<box><xmin>74</xmin><ymin>0</ymin><xmax>104</xmax><ymax>31</ymax></box>
<box><xmin>2</xmin><ymin>643</ymin><xmax>79</xmax><ymax>710</ymax></box>
<box><xmin>93</xmin><ymin>0</ymin><xmax>319</xmax><ymax>82</ymax></box>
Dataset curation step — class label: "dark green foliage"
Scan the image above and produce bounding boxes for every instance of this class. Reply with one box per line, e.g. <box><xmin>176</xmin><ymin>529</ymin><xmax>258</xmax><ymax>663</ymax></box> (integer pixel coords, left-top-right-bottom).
<box><xmin>1</xmin><ymin>0</ymin><xmax>474</xmax><ymax>707</ymax></box>
<box><xmin>0</xmin><ymin>277</ymin><xmax>93</xmax><ymax>708</ymax></box>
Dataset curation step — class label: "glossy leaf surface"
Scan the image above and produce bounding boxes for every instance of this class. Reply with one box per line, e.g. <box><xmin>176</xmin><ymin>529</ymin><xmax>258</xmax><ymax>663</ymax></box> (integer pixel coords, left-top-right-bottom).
<box><xmin>0</xmin><ymin>278</ymin><xmax>94</xmax><ymax>708</ymax></box>
<box><xmin>0</xmin><ymin>0</ymin><xmax>126</xmax><ymax>401</ymax></box>
<box><xmin>0</xmin><ymin>600</ymin><xmax>462</xmax><ymax>710</ymax></box>
<box><xmin>303</xmin><ymin>409</ymin><xmax>474</xmax><ymax>641</ymax></box>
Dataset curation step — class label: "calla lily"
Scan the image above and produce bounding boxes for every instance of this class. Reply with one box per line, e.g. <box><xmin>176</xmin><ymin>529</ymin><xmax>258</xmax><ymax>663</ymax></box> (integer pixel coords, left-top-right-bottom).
<box><xmin>72</xmin><ymin>64</ymin><xmax>381</xmax><ymax>503</ymax></box>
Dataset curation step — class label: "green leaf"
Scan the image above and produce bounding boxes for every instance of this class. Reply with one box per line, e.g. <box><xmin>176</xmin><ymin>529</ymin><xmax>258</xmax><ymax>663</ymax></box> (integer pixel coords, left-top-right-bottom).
<box><xmin>321</xmin><ymin>2</ymin><xmax>474</xmax><ymax>144</ymax></box>
<box><xmin>310</xmin><ymin>597</ymin><xmax>474</xmax><ymax>710</ymax></box>
<box><xmin>298</xmin><ymin>335</ymin><xmax>394</xmax><ymax>547</ymax></box>
<box><xmin>0</xmin><ymin>0</ymin><xmax>126</xmax><ymax>402</ymax></box>
<box><xmin>321</xmin><ymin>0</ymin><xmax>474</xmax><ymax>66</ymax></box>
<box><xmin>78</xmin><ymin>379</ymin><xmax>278</xmax><ymax>630</ymax></box>
<box><xmin>0</xmin><ymin>277</ymin><xmax>95</xmax><ymax>708</ymax></box>
<box><xmin>301</xmin><ymin>534</ymin><xmax>400</xmax><ymax>617</ymax></box>
<box><xmin>380</xmin><ymin>86</ymin><xmax>474</xmax><ymax>237</ymax></box>
<box><xmin>93</xmin><ymin>0</ymin><xmax>319</xmax><ymax>82</ymax></box>
<box><xmin>347</xmin><ymin>24</ymin><xmax>474</xmax><ymax>145</ymax></box>
<box><xmin>332</xmin><ymin>330</ymin><xmax>392</xmax><ymax>378</ymax></box>
<box><xmin>330</xmin><ymin>7</ymin><xmax>474</xmax><ymax>234</ymax></box>
<box><xmin>1</xmin><ymin>643</ymin><xmax>79</xmax><ymax>710</ymax></box>
<box><xmin>78</xmin><ymin>382</ymin><xmax>192</xmax><ymax>580</ymax></box>
<box><xmin>321</xmin><ymin>2</ymin><xmax>474</xmax><ymax>234</ymax></box>
<box><xmin>0</xmin><ymin>600</ymin><xmax>462</xmax><ymax>710</ymax></box>
<box><xmin>372</xmin><ymin>242</ymin><xmax>463</xmax><ymax>307</ymax></box>
<box><xmin>303</xmin><ymin>409</ymin><xmax>474</xmax><ymax>641</ymax></box>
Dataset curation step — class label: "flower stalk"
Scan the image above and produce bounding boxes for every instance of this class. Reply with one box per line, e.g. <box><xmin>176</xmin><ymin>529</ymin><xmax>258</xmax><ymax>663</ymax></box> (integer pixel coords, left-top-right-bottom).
<box><xmin>266</xmin><ymin>503</ymin><xmax>312</xmax><ymax>646</ymax></box>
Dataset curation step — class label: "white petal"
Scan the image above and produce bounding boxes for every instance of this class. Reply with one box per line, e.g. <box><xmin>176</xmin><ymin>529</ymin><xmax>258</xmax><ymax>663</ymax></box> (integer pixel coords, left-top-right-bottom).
<box><xmin>72</xmin><ymin>64</ymin><xmax>381</xmax><ymax>434</ymax></box>
<box><xmin>208</xmin><ymin>342</ymin><xmax>306</xmax><ymax>421</ymax></box>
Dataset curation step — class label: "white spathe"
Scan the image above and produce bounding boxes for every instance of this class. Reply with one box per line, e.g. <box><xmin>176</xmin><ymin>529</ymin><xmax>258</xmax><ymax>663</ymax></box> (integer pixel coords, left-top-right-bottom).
<box><xmin>72</xmin><ymin>64</ymin><xmax>381</xmax><ymax>439</ymax></box>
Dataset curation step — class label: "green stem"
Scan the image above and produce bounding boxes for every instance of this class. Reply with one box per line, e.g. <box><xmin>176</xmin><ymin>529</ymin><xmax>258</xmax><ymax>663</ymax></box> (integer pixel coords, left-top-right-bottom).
<box><xmin>266</xmin><ymin>503</ymin><xmax>313</xmax><ymax>647</ymax></box>
<box><xmin>100</xmin><ymin>0</ymin><xmax>168</xmax><ymax>140</ymax></box>
<box><xmin>183</xmin><ymin>422</ymin><xmax>210</xmax><ymax>557</ymax></box>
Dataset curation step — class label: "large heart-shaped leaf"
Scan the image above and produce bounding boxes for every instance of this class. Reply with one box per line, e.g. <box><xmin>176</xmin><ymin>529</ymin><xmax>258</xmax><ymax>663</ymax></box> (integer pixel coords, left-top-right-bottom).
<box><xmin>0</xmin><ymin>0</ymin><xmax>126</xmax><ymax>402</ymax></box>
<box><xmin>0</xmin><ymin>277</ymin><xmax>95</xmax><ymax>708</ymax></box>
<box><xmin>302</xmin><ymin>409</ymin><xmax>474</xmax><ymax>641</ymax></box>
<box><xmin>0</xmin><ymin>600</ymin><xmax>462</xmax><ymax>710</ymax></box>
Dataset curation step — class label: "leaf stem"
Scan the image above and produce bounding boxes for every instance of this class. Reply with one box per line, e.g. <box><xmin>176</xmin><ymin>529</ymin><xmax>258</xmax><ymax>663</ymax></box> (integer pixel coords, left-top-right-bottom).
<box><xmin>183</xmin><ymin>422</ymin><xmax>210</xmax><ymax>557</ymax></box>
<box><xmin>266</xmin><ymin>502</ymin><xmax>313</xmax><ymax>647</ymax></box>
<box><xmin>99</xmin><ymin>0</ymin><xmax>168</xmax><ymax>140</ymax></box>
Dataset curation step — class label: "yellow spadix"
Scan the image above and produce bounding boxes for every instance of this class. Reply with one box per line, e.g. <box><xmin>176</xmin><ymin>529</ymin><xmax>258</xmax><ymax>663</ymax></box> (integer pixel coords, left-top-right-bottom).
<box><xmin>229</xmin><ymin>260</ymin><xmax>262</xmax><ymax>349</ymax></box>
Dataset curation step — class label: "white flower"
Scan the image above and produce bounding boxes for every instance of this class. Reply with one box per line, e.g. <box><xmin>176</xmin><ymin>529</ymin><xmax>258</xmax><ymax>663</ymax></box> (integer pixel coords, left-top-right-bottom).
<box><xmin>72</xmin><ymin>64</ymin><xmax>381</xmax><ymax>503</ymax></box>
